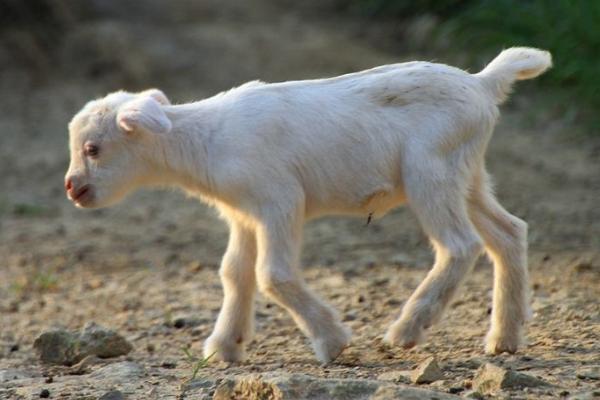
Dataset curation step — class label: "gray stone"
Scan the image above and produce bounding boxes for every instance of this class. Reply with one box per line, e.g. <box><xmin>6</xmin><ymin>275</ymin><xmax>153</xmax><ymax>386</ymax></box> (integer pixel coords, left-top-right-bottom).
<box><xmin>99</xmin><ymin>390</ymin><xmax>125</xmax><ymax>400</ymax></box>
<box><xmin>179</xmin><ymin>377</ymin><xmax>216</xmax><ymax>400</ymax></box>
<box><xmin>89</xmin><ymin>362</ymin><xmax>145</xmax><ymax>382</ymax></box>
<box><xmin>411</xmin><ymin>356</ymin><xmax>444</xmax><ymax>384</ymax></box>
<box><xmin>33</xmin><ymin>322</ymin><xmax>133</xmax><ymax>365</ymax></box>
<box><xmin>214</xmin><ymin>373</ymin><xmax>379</xmax><ymax>400</ymax></box>
<box><xmin>472</xmin><ymin>363</ymin><xmax>549</xmax><ymax>394</ymax></box>
<box><xmin>33</xmin><ymin>329</ymin><xmax>78</xmax><ymax>365</ymax></box>
<box><xmin>462</xmin><ymin>390</ymin><xmax>485</xmax><ymax>399</ymax></box>
<box><xmin>78</xmin><ymin>322</ymin><xmax>134</xmax><ymax>359</ymax></box>
<box><xmin>212</xmin><ymin>372</ymin><xmax>458</xmax><ymax>400</ymax></box>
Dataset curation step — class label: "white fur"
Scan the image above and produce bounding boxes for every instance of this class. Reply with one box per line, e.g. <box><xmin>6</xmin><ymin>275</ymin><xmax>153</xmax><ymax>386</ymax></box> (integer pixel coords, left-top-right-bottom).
<box><xmin>65</xmin><ymin>47</ymin><xmax>551</xmax><ymax>363</ymax></box>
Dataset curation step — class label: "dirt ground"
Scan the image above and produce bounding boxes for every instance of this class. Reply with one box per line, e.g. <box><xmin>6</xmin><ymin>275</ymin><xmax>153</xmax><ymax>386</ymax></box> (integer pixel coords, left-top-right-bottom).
<box><xmin>1</xmin><ymin>1</ymin><xmax>599</xmax><ymax>399</ymax></box>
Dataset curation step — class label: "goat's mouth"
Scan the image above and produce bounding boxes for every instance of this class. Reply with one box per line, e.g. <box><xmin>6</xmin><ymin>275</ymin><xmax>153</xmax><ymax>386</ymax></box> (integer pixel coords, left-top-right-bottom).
<box><xmin>68</xmin><ymin>184</ymin><xmax>95</xmax><ymax>207</ymax></box>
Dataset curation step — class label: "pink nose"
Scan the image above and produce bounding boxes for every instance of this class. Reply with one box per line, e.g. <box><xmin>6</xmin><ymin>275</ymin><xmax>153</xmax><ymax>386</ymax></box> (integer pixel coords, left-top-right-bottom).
<box><xmin>65</xmin><ymin>176</ymin><xmax>82</xmax><ymax>198</ymax></box>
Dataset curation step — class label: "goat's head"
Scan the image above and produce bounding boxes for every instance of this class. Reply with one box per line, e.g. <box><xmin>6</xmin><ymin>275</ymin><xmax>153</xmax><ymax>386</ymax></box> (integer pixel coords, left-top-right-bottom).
<box><xmin>65</xmin><ymin>89</ymin><xmax>171</xmax><ymax>208</ymax></box>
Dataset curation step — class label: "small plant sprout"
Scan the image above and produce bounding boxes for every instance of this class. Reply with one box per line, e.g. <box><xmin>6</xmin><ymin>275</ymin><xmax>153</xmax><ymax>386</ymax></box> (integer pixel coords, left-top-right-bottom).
<box><xmin>182</xmin><ymin>347</ymin><xmax>215</xmax><ymax>381</ymax></box>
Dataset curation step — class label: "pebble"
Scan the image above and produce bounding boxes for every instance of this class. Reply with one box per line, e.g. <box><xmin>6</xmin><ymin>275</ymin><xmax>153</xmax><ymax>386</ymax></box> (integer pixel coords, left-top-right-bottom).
<box><xmin>463</xmin><ymin>390</ymin><xmax>485</xmax><ymax>399</ymax></box>
<box><xmin>99</xmin><ymin>390</ymin><xmax>125</xmax><ymax>400</ymax></box>
<box><xmin>173</xmin><ymin>318</ymin><xmax>186</xmax><ymax>329</ymax></box>
<box><xmin>473</xmin><ymin>363</ymin><xmax>549</xmax><ymax>394</ymax></box>
<box><xmin>411</xmin><ymin>356</ymin><xmax>443</xmax><ymax>384</ymax></box>
<box><xmin>40</xmin><ymin>389</ymin><xmax>50</xmax><ymax>398</ymax></box>
<box><xmin>33</xmin><ymin>322</ymin><xmax>133</xmax><ymax>365</ymax></box>
<box><xmin>448</xmin><ymin>386</ymin><xmax>463</xmax><ymax>394</ymax></box>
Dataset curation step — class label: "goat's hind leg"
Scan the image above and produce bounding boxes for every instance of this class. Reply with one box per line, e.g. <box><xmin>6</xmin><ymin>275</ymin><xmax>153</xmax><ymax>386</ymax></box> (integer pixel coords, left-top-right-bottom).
<box><xmin>384</xmin><ymin>177</ymin><xmax>484</xmax><ymax>348</ymax></box>
<box><xmin>469</xmin><ymin>173</ymin><xmax>529</xmax><ymax>354</ymax></box>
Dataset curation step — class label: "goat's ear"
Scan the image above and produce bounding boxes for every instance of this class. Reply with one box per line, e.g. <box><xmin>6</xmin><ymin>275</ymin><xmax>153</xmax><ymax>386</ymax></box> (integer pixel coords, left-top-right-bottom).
<box><xmin>116</xmin><ymin>97</ymin><xmax>172</xmax><ymax>135</ymax></box>
<box><xmin>139</xmin><ymin>88</ymin><xmax>170</xmax><ymax>105</ymax></box>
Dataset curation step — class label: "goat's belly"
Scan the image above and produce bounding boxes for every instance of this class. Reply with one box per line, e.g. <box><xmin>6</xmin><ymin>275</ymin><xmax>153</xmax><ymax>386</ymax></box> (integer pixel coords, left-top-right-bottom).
<box><xmin>307</xmin><ymin>185</ymin><xmax>406</xmax><ymax>220</ymax></box>
<box><xmin>360</xmin><ymin>186</ymin><xmax>407</xmax><ymax>217</ymax></box>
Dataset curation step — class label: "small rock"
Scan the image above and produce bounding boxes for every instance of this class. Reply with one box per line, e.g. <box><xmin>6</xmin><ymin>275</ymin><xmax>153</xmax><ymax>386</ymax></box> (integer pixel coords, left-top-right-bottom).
<box><xmin>411</xmin><ymin>356</ymin><xmax>443</xmax><ymax>384</ymax></box>
<box><xmin>40</xmin><ymin>389</ymin><xmax>50</xmax><ymax>398</ymax></box>
<box><xmin>354</xmin><ymin>294</ymin><xmax>365</xmax><ymax>305</ymax></box>
<box><xmin>78</xmin><ymin>322</ymin><xmax>133</xmax><ymax>359</ymax></box>
<box><xmin>173</xmin><ymin>318</ymin><xmax>186</xmax><ymax>329</ymax></box>
<box><xmin>371</xmin><ymin>385</ymin><xmax>460</xmax><ymax>400</ymax></box>
<box><xmin>33</xmin><ymin>322</ymin><xmax>133</xmax><ymax>365</ymax></box>
<box><xmin>171</xmin><ymin>315</ymin><xmax>204</xmax><ymax>329</ymax></box>
<box><xmin>99</xmin><ymin>390</ymin><xmax>125</xmax><ymax>400</ymax></box>
<box><xmin>213</xmin><ymin>372</ymin><xmax>459</xmax><ymax>400</ymax></box>
<box><xmin>180</xmin><ymin>377</ymin><xmax>214</xmax><ymax>395</ymax></box>
<box><xmin>33</xmin><ymin>329</ymin><xmax>76</xmax><ymax>365</ymax></box>
<box><xmin>161</xmin><ymin>361</ymin><xmax>177</xmax><ymax>369</ymax></box>
<box><xmin>473</xmin><ymin>363</ymin><xmax>549</xmax><ymax>394</ymax></box>
<box><xmin>89</xmin><ymin>361</ymin><xmax>145</xmax><ymax>383</ymax></box>
<box><xmin>463</xmin><ymin>390</ymin><xmax>485</xmax><ymax>399</ymax></box>
<box><xmin>377</xmin><ymin>370</ymin><xmax>411</xmax><ymax>384</ymax></box>
<box><xmin>9</xmin><ymin>344</ymin><xmax>19</xmax><ymax>352</ymax></box>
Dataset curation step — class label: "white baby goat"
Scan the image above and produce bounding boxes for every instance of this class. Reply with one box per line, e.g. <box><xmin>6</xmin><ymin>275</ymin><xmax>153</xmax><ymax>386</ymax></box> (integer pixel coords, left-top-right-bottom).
<box><xmin>65</xmin><ymin>47</ymin><xmax>552</xmax><ymax>363</ymax></box>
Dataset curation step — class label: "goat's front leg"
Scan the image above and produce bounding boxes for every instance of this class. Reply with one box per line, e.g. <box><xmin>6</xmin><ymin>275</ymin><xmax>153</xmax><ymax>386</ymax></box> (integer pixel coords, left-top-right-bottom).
<box><xmin>255</xmin><ymin>206</ymin><xmax>351</xmax><ymax>364</ymax></box>
<box><xmin>204</xmin><ymin>222</ymin><xmax>257</xmax><ymax>362</ymax></box>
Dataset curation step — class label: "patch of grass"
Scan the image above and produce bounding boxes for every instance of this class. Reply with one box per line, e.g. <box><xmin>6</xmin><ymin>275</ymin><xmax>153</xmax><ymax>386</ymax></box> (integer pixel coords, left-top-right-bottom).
<box><xmin>0</xmin><ymin>198</ymin><xmax>9</xmax><ymax>215</ymax></box>
<box><xmin>9</xmin><ymin>271</ymin><xmax>59</xmax><ymax>295</ymax></box>
<box><xmin>12</xmin><ymin>202</ymin><xmax>54</xmax><ymax>217</ymax></box>
<box><xmin>349</xmin><ymin>0</ymin><xmax>600</xmax><ymax>133</ymax></box>
<box><xmin>182</xmin><ymin>347</ymin><xmax>215</xmax><ymax>381</ymax></box>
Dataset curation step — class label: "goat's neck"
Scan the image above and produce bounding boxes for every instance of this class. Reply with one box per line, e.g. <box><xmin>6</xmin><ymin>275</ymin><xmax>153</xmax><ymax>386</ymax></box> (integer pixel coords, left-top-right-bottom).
<box><xmin>145</xmin><ymin>102</ymin><xmax>219</xmax><ymax>196</ymax></box>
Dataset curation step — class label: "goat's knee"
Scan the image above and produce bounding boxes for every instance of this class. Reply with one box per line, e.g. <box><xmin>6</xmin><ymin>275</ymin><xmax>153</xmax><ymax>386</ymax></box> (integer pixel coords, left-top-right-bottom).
<box><xmin>256</xmin><ymin>265</ymin><xmax>350</xmax><ymax>363</ymax></box>
<box><xmin>446</xmin><ymin>238</ymin><xmax>485</xmax><ymax>261</ymax></box>
<box><xmin>256</xmin><ymin>267</ymin><xmax>295</xmax><ymax>299</ymax></box>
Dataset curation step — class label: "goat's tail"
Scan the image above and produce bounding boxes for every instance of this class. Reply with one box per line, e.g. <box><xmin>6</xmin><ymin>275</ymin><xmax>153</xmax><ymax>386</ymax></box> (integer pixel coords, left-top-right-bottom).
<box><xmin>475</xmin><ymin>47</ymin><xmax>552</xmax><ymax>104</ymax></box>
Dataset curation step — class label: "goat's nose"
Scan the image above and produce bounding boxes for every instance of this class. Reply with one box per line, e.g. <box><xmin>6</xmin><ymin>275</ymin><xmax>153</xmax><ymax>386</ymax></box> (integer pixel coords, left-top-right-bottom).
<box><xmin>65</xmin><ymin>177</ymin><xmax>73</xmax><ymax>191</ymax></box>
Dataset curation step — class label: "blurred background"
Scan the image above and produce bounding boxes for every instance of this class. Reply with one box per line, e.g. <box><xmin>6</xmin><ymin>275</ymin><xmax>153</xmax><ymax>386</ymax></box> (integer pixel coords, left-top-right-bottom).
<box><xmin>0</xmin><ymin>1</ymin><xmax>598</xmax><ymax>396</ymax></box>
<box><xmin>1</xmin><ymin>0</ymin><xmax>598</xmax><ymax>259</ymax></box>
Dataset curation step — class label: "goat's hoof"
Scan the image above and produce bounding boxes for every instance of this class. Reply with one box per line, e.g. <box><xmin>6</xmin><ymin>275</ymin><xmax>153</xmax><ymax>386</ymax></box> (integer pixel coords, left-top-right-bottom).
<box><xmin>485</xmin><ymin>331</ymin><xmax>521</xmax><ymax>355</ymax></box>
<box><xmin>203</xmin><ymin>335</ymin><xmax>246</xmax><ymax>362</ymax></box>
<box><xmin>383</xmin><ymin>320</ymin><xmax>425</xmax><ymax>349</ymax></box>
<box><xmin>312</xmin><ymin>324</ymin><xmax>352</xmax><ymax>364</ymax></box>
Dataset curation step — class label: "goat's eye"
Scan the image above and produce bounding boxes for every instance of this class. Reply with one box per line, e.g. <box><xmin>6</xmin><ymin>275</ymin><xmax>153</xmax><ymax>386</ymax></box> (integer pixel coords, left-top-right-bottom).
<box><xmin>84</xmin><ymin>143</ymin><xmax>100</xmax><ymax>158</ymax></box>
